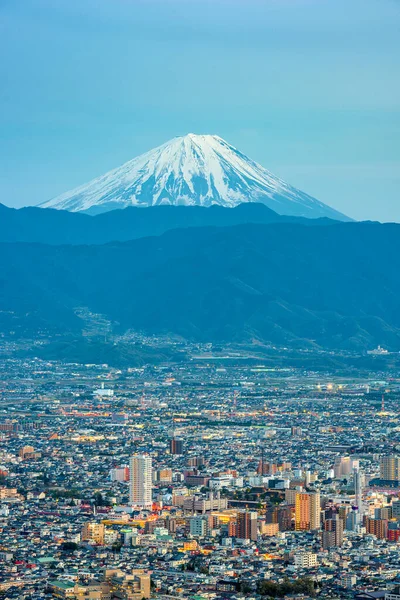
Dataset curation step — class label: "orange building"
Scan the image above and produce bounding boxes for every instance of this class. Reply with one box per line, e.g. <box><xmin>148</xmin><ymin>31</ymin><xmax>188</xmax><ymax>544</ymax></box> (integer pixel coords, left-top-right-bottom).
<box><xmin>295</xmin><ymin>492</ymin><xmax>320</xmax><ymax>531</ymax></box>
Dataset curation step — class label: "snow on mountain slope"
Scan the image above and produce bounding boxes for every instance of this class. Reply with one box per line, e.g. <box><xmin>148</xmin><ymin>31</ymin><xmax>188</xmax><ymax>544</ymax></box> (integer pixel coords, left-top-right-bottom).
<box><xmin>39</xmin><ymin>134</ymin><xmax>349</xmax><ymax>220</ymax></box>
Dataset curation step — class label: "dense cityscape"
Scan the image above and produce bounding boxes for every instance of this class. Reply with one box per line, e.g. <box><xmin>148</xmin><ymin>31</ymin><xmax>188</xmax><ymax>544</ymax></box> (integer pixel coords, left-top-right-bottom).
<box><xmin>1</xmin><ymin>344</ymin><xmax>399</xmax><ymax>600</ymax></box>
<box><xmin>2</xmin><ymin>0</ymin><xmax>400</xmax><ymax>599</ymax></box>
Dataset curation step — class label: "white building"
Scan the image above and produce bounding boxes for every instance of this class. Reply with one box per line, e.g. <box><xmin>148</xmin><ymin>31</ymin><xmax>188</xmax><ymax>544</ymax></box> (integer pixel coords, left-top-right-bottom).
<box><xmin>109</xmin><ymin>466</ymin><xmax>129</xmax><ymax>482</ymax></box>
<box><xmin>341</xmin><ymin>574</ymin><xmax>357</xmax><ymax>588</ymax></box>
<box><xmin>294</xmin><ymin>551</ymin><xmax>318</xmax><ymax>569</ymax></box>
<box><xmin>93</xmin><ymin>382</ymin><xmax>114</xmax><ymax>397</ymax></box>
<box><xmin>129</xmin><ymin>455</ymin><xmax>152</xmax><ymax>508</ymax></box>
<box><xmin>385</xmin><ymin>588</ymin><xmax>400</xmax><ymax>600</ymax></box>
<box><xmin>209</xmin><ymin>474</ymin><xmax>232</xmax><ymax>490</ymax></box>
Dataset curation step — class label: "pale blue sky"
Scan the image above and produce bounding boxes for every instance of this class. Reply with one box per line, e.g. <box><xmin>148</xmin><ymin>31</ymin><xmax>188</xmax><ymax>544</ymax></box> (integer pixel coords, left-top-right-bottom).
<box><xmin>1</xmin><ymin>0</ymin><xmax>399</xmax><ymax>221</ymax></box>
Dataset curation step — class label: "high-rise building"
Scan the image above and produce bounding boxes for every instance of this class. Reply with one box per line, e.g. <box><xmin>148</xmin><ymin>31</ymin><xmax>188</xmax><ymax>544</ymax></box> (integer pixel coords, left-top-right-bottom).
<box><xmin>266</xmin><ymin>505</ymin><xmax>292</xmax><ymax>531</ymax></box>
<box><xmin>295</xmin><ymin>492</ymin><xmax>321</xmax><ymax>531</ymax></box>
<box><xmin>380</xmin><ymin>455</ymin><xmax>400</xmax><ymax>483</ymax></box>
<box><xmin>387</xmin><ymin>522</ymin><xmax>400</xmax><ymax>542</ymax></box>
<box><xmin>365</xmin><ymin>517</ymin><xmax>388</xmax><ymax>540</ymax></box>
<box><xmin>295</xmin><ymin>493</ymin><xmax>310</xmax><ymax>531</ymax></box>
<box><xmin>309</xmin><ymin>494</ymin><xmax>321</xmax><ymax>531</ymax></box>
<box><xmin>236</xmin><ymin>510</ymin><xmax>258</xmax><ymax>541</ymax></box>
<box><xmin>285</xmin><ymin>488</ymin><xmax>298</xmax><ymax>506</ymax></box>
<box><xmin>322</xmin><ymin>514</ymin><xmax>343</xmax><ymax>548</ymax></box>
<box><xmin>190</xmin><ymin>516</ymin><xmax>208</xmax><ymax>537</ymax></box>
<box><xmin>166</xmin><ymin>516</ymin><xmax>177</xmax><ymax>534</ymax></box>
<box><xmin>375</xmin><ymin>506</ymin><xmax>392</xmax><ymax>520</ymax></box>
<box><xmin>392</xmin><ymin>500</ymin><xmax>400</xmax><ymax>519</ymax></box>
<box><xmin>129</xmin><ymin>455</ymin><xmax>152</xmax><ymax>508</ymax></box>
<box><xmin>338</xmin><ymin>504</ymin><xmax>352</xmax><ymax>527</ymax></box>
<box><xmin>346</xmin><ymin>509</ymin><xmax>359</xmax><ymax>532</ymax></box>
<box><xmin>228</xmin><ymin>519</ymin><xmax>237</xmax><ymax>538</ymax></box>
<box><xmin>170</xmin><ymin>438</ymin><xmax>184</xmax><ymax>455</ymax></box>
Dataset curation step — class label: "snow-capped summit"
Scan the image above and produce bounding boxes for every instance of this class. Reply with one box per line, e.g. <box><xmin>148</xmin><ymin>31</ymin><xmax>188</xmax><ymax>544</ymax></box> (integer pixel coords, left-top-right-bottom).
<box><xmin>40</xmin><ymin>134</ymin><xmax>349</xmax><ymax>220</ymax></box>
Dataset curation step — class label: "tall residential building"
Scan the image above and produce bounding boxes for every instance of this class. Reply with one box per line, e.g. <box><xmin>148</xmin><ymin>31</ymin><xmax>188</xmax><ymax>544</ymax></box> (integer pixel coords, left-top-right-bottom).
<box><xmin>266</xmin><ymin>505</ymin><xmax>292</xmax><ymax>531</ymax></box>
<box><xmin>380</xmin><ymin>455</ymin><xmax>400</xmax><ymax>483</ymax></box>
<box><xmin>285</xmin><ymin>488</ymin><xmax>299</xmax><ymax>506</ymax></box>
<box><xmin>338</xmin><ymin>504</ymin><xmax>352</xmax><ymax>527</ymax></box>
<box><xmin>365</xmin><ymin>517</ymin><xmax>388</xmax><ymax>540</ymax></box>
<box><xmin>129</xmin><ymin>455</ymin><xmax>152</xmax><ymax>508</ymax></box>
<box><xmin>236</xmin><ymin>510</ymin><xmax>258</xmax><ymax>541</ymax></box>
<box><xmin>375</xmin><ymin>506</ymin><xmax>392</xmax><ymax>520</ymax></box>
<box><xmin>346</xmin><ymin>509</ymin><xmax>359</xmax><ymax>532</ymax></box>
<box><xmin>170</xmin><ymin>438</ymin><xmax>184</xmax><ymax>455</ymax></box>
<box><xmin>387</xmin><ymin>522</ymin><xmax>400</xmax><ymax>542</ymax></box>
<box><xmin>392</xmin><ymin>500</ymin><xmax>400</xmax><ymax>519</ymax></box>
<box><xmin>190</xmin><ymin>516</ymin><xmax>208</xmax><ymax>537</ymax></box>
<box><xmin>322</xmin><ymin>514</ymin><xmax>344</xmax><ymax>549</ymax></box>
<box><xmin>166</xmin><ymin>516</ymin><xmax>177</xmax><ymax>534</ymax></box>
<box><xmin>295</xmin><ymin>491</ymin><xmax>321</xmax><ymax>531</ymax></box>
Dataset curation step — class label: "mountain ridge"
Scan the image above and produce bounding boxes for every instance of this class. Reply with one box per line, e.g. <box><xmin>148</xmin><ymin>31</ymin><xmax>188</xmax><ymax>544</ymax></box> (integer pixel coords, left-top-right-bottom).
<box><xmin>1</xmin><ymin>220</ymin><xmax>399</xmax><ymax>351</ymax></box>
<box><xmin>0</xmin><ymin>202</ymin><xmax>338</xmax><ymax>245</ymax></box>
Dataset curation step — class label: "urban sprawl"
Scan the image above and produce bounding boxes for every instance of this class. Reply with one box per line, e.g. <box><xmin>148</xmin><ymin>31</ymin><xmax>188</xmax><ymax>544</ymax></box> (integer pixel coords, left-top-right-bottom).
<box><xmin>1</xmin><ymin>351</ymin><xmax>400</xmax><ymax>600</ymax></box>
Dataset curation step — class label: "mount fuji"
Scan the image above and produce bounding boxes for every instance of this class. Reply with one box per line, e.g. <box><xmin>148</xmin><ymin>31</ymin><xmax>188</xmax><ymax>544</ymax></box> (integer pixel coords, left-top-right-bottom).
<box><xmin>40</xmin><ymin>134</ymin><xmax>349</xmax><ymax>220</ymax></box>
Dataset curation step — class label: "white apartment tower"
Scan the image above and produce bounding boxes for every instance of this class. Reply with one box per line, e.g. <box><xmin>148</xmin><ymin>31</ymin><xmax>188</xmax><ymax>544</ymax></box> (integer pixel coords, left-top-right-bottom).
<box><xmin>129</xmin><ymin>455</ymin><xmax>153</xmax><ymax>508</ymax></box>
